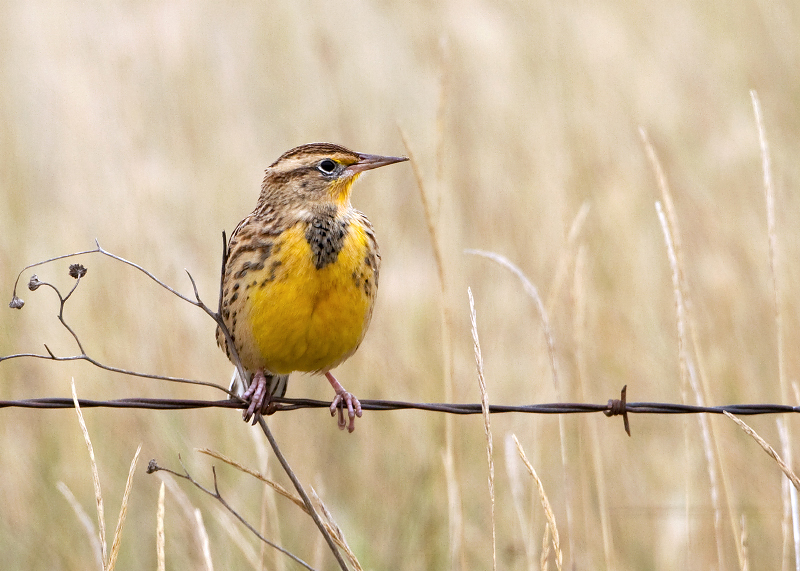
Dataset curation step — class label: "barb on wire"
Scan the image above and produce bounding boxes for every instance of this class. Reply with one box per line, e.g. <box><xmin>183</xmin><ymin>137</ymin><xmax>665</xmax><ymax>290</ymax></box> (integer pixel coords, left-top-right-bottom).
<box><xmin>604</xmin><ymin>385</ymin><xmax>630</xmax><ymax>436</ymax></box>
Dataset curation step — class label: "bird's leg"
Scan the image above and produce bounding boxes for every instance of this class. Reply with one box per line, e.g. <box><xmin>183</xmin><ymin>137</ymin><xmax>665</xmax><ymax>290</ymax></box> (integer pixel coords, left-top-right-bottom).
<box><xmin>241</xmin><ymin>369</ymin><xmax>268</xmax><ymax>424</ymax></box>
<box><xmin>325</xmin><ymin>371</ymin><xmax>362</xmax><ymax>433</ymax></box>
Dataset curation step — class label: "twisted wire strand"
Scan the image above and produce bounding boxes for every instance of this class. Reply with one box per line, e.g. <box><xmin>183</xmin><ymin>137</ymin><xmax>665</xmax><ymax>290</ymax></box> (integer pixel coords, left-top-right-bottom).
<box><xmin>1</xmin><ymin>395</ymin><xmax>797</xmax><ymax>415</ymax></box>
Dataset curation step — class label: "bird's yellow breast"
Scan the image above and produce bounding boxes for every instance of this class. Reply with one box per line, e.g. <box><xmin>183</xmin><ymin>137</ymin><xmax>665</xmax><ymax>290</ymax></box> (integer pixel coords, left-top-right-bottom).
<box><xmin>242</xmin><ymin>219</ymin><xmax>376</xmax><ymax>375</ymax></box>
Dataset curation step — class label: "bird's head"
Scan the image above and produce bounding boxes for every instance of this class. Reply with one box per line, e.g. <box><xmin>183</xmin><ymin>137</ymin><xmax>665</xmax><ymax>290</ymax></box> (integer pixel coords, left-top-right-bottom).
<box><xmin>261</xmin><ymin>142</ymin><xmax>407</xmax><ymax>208</ymax></box>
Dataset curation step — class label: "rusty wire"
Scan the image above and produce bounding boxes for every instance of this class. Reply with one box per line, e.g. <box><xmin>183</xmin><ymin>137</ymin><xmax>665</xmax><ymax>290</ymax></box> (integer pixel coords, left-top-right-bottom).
<box><xmin>2</xmin><ymin>387</ymin><xmax>799</xmax><ymax>439</ymax></box>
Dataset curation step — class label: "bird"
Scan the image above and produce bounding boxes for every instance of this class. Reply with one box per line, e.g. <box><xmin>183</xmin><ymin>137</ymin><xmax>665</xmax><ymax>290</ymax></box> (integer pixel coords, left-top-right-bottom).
<box><xmin>216</xmin><ymin>142</ymin><xmax>408</xmax><ymax>432</ymax></box>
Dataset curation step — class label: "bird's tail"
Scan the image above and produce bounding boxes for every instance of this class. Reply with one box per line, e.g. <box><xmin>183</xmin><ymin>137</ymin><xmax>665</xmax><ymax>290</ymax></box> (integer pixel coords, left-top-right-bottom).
<box><xmin>228</xmin><ymin>369</ymin><xmax>289</xmax><ymax>399</ymax></box>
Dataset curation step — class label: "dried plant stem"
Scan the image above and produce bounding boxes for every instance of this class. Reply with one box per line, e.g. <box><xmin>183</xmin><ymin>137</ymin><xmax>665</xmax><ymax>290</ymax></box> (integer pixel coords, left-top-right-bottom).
<box><xmin>545</xmin><ymin>201</ymin><xmax>590</xmax><ymax>312</ymax></box>
<box><xmin>644</xmin><ymin>131</ymin><xmax>746</xmax><ymax>570</ymax></box>
<box><xmin>194</xmin><ymin>508</ymin><xmax>214</xmax><ymax>571</ymax></box>
<box><xmin>725</xmin><ymin>412</ymin><xmax>800</xmax><ymax>491</ymax></box>
<box><xmin>157</xmin><ymin>482</ymin><xmax>166</xmax><ymax>571</ymax></box>
<box><xmin>255</xmin><ymin>417</ymin><xmax>352</xmax><ymax>571</ymax></box>
<box><xmin>57</xmin><ymin>482</ymin><xmax>104</xmax><ymax>571</ymax></box>
<box><xmin>641</xmin><ymin>129</ymin><xmax>718</xmax><ymax>407</ymax></box>
<box><xmin>465</xmin><ymin>251</ymin><xmax>560</xmax><ymax>399</ymax></box>
<box><xmin>513</xmin><ymin>435</ymin><xmax>563</xmax><ymax>571</ymax></box>
<box><xmin>741</xmin><ymin>514</ymin><xmax>750</xmax><ymax>571</ymax></box>
<box><xmin>68</xmin><ymin>380</ymin><xmax>139</xmax><ymax>571</ymax></box>
<box><xmin>504</xmin><ymin>435</ymin><xmax>536</xmax><ymax>570</ymax></box>
<box><xmin>469</xmin><ymin>288</ymin><xmax>496</xmax><ymax>571</ymax></box>
<box><xmin>573</xmin><ymin>245</ymin><xmax>615</xmax><ymax>568</ymax></box>
<box><xmin>466</xmin><ymin>249</ymin><xmax>573</xmax><ymax>558</ymax></box>
<box><xmin>655</xmin><ymin>202</ymin><xmax>734</xmax><ymax>569</ymax></box>
<box><xmin>71</xmin><ymin>379</ymin><xmax>108</xmax><ymax>567</ymax></box>
<box><xmin>108</xmin><ymin>444</ymin><xmax>141</xmax><ymax>571</ymax></box>
<box><xmin>399</xmin><ymin>126</ymin><xmax>464</xmax><ymax>570</ymax></box>
<box><xmin>751</xmin><ymin>90</ymin><xmax>795</xmax><ymax>569</ymax></box>
<box><xmin>157</xmin><ymin>474</ymin><xmax>220</xmax><ymax>570</ymax></box>
<box><xmin>150</xmin><ymin>459</ymin><xmax>317</xmax><ymax>571</ymax></box>
<box><xmin>777</xmin><ymin>419</ymin><xmax>800</xmax><ymax>571</ymax></box>
<box><xmin>308</xmin><ymin>486</ymin><xmax>363</xmax><ymax>571</ymax></box>
<box><xmin>750</xmin><ymin>91</ymin><xmax>786</xmax><ymax>404</ymax></box>
<box><xmin>540</xmin><ymin>524</ymin><xmax>551</xmax><ymax>571</ymax></box>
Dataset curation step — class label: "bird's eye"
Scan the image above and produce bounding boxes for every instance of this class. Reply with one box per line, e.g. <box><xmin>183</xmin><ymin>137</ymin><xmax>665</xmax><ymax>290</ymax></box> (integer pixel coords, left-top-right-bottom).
<box><xmin>318</xmin><ymin>159</ymin><xmax>337</xmax><ymax>174</ymax></box>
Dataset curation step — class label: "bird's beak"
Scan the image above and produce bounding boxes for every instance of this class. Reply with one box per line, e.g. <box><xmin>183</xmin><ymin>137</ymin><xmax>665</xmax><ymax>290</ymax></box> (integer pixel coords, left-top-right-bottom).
<box><xmin>347</xmin><ymin>153</ymin><xmax>409</xmax><ymax>175</ymax></box>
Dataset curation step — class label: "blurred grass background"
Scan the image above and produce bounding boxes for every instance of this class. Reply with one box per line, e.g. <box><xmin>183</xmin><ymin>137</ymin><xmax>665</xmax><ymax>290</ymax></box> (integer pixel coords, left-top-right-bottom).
<box><xmin>1</xmin><ymin>0</ymin><xmax>799</xmax><ymax>569</ymax></box>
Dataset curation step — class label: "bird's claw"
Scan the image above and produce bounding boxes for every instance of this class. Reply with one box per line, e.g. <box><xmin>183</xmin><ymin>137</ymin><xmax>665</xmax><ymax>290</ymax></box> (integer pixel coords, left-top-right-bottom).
<box><xmin>241</xmin><ymin>370</ymin><xmax>268</xmax><ymax>424</ymax></box>
<box><xmin>330</xmin><ymin>390</ymin><xmax>362</xmax><ymax>433</ymax></box>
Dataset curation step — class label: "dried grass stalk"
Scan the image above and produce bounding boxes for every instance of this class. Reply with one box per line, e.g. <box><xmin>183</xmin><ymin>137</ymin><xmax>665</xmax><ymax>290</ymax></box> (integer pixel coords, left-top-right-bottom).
<box><xmin>157</xmin><ymin>482</ymin><xmax>166</xmax><ymax>571</ymax></box>
<box><xmin>107</xmin><ymin>444</ymin><xmax>141</xmax><ymax>571</ymax></box>
<box><xmin>513</xmin><ymin>435</ymin><xmax>562</xmax><ymax>571</ymax></box>
<box><xmin>71</xmin><ymin>379</ymin><xmax>107</xmax><ymax>567</ymax></box>
<box><xmin>469</xmin><ymin>288</ymin><xmax>496</xmax><ymax>570</ymax></box>
<box><xmin>725</xmin><ymin>412</ymin><xmax>800</xmax><ymax>491</ymax></box>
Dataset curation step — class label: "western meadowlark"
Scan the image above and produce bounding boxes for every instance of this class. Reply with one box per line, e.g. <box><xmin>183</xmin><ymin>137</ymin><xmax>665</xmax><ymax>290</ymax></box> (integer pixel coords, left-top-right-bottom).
<box><xmin>216</xmin><ymin>142</ymin><xmax>407</xmax><ymax>432</ymax></box>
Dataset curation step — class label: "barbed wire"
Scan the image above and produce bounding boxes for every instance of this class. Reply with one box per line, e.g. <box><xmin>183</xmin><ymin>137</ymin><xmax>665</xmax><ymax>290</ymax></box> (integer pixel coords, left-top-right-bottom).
<box><xmin>1</xmin><ymin>396</ymin><xmax>797</xmax><ymax>415</ymax></box>
<box><xmin>2</xmin><ymin>389</ymin><xmax>799</xmax><ymax>438</ymax></box>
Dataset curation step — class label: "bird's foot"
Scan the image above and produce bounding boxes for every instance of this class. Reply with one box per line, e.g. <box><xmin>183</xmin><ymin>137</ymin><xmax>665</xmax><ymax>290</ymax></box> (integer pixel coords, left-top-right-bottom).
<box><xmin>241</xmin><ymin>369</ymin><xmax>268</xmax><ymax>424</ymax></box>
<box><xmin>326</xmin><ymin>371</ymin><xmax>362</xmax><ymax>433</ymax></box>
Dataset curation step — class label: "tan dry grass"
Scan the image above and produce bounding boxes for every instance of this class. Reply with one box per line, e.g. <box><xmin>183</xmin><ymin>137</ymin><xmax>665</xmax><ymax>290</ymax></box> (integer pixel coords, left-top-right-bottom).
<box><xmin>70</xmin><ymin>379</ymin><xmax>107</xmax><ymax>567</ymax></box>
<box><xmin>2</xmin><ymin>0</ymin><xmax>800</xmax><ymax>568</ymax></box>
<box><xmin>69</xmin><ymin>379</ymin><xmax>141</xmax><ymax>571</ymax></box>
<box><xmin>513</xmin><ymin>435</ymin><xmax>562</xmax><ymax>571</ymax></box>
<box><xmin>107</xmin><ymin>444</ymin><xmax>141</xmax><ymax>571</ymax></box>
<box><xmin>725</xmin><ymin>412</ymin><xmax>800</xmax><ymax>492</ymax></box>
<box><xmin>469</xmin><ymin>287</ymin><xmax>496</xmax><ymax>571</ymax></box>
<box><xmin>156</xmin><ymin>481</ymin><xmax>165</xmax><ymax>571</ymax></box>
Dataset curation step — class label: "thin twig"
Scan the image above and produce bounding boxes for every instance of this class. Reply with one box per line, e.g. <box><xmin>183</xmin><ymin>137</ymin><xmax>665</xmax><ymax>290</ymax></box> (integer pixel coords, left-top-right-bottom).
<box><xmin>147</xmin><ymin>459</ymin><xmax>318</xmax><ymax>571</ymax></box>
<box><xmin>198</xmin><ymin>448</ymin><xmax>306</xmax><ymax>510</ymax></box>
<box><xmin>9</xmin><ymin>240</ymin><xmax>197</xmax><ymax>308</ymax></box>
<box><xmin>4</xmin><ymin>268</ymin><xmax>234</xmax><ymax>395</ymax></box>
<box><xmin>255</xmin><ymin>416</ymin><xmax>351</xmax><ymax>571</ymax></box>
<box><xmin>0</xmin><ymin>350</ymin><xmax>233</xmax><ymax>393</ymax></box>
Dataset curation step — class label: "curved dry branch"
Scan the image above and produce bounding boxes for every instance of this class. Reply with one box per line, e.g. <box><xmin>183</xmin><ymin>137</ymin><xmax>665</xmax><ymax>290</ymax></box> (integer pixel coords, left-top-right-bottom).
<box><xmin>147</xmin><ymin>459</ymin><xmax>318</xmax><ymax>571</ymax></box>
